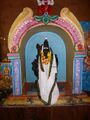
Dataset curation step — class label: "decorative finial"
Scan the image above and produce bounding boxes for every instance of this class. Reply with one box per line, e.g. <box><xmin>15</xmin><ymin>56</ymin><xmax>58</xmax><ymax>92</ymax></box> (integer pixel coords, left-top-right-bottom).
<box><xmin>45</xmin><ymin>37</ymin><xmax>48</xmax><ymax>40</ymax></box>
<box><xmin>37</xmin><ymin>0</ymin><xmax>54</xmax><ymax>15</ymax></box>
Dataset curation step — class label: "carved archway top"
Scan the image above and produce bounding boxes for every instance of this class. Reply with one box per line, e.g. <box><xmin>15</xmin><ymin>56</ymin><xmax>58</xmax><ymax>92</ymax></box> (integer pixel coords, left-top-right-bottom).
<box><xmin>8</xmin><ymin>7</ymin><xmax>85</xmax><ymax>53</ymax></box>
<box><xmin>60</xmin><ymin>8</ymin><xmax>84</xmax><ymax>37</ymax></box>
<box><xmin>8</xmin><ymin>7</ymin><xmax>33</xmax><ymax>52</ymax></box>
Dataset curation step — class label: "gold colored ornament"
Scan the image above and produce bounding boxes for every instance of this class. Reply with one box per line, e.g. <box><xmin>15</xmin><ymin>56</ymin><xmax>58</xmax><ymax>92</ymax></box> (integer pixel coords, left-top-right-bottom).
<box><xmin>41</xmin><ymin>51</ymin><xmax>51</xmax><ymax>64</ymax></box>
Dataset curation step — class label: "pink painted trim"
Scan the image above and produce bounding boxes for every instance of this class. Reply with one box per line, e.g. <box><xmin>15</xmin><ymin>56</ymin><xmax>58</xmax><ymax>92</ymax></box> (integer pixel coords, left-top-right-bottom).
<box><xmin>75</xmin><ymin>52</ymin><xmax>86</xmax><ymax>55</ymax></box>
<box><xmin>11</xmin><ymin>17</ymin><xmax>83</xmax><ymax>52</ymax></box>
<box><xmin>53</xmin><ymin>18</ymin><xmax>81</xmax><ymax>43</ymax></box>
<box><xmin>13</xmin><ymin>18</ymin><xmax>41</xmax><ymax>46</ymax></box>
<box><xmin>7</xmin><ymin>53</ymin><xmax>19</xmax><ymax>57</ymax></box>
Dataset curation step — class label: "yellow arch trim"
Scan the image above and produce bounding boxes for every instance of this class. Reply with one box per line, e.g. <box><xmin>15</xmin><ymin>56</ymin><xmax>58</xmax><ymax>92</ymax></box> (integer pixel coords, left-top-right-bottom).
<box><xmin>60</xmin><ymin>8</ymin><xmax>84</xmax><ymax>41</ymax></box>
<box><xmin>8</xmin><ymin>7</ymin><xmax>33</xmax><ymax>51</ymax></box>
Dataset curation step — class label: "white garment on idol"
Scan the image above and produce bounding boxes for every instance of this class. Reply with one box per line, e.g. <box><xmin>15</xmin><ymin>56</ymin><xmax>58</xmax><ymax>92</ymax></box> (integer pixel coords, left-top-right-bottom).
<box><xmin>38</xmin><ymin>54</ymin><xmax>59</xmax><ymax>105</ymax></box>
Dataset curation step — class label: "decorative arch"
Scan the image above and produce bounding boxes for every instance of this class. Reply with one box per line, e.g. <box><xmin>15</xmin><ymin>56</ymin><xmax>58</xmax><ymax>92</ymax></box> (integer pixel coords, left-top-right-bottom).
<box><xmin>8</xmin><ymin>7</ymin><xmax>85</xmax><ymax>53</ymax></box>
<box><xmin>7</xmin><ymin>7</ymin><xmax>86</xmax><ymax>95</ymax></box>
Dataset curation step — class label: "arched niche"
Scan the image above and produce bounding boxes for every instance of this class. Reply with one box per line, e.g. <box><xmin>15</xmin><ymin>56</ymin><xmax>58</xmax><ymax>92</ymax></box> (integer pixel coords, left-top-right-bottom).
<box><xmin>25</xmin><ymin>32</ymin><xmax>66</xmax><ymax>82</ymax></box>
<box><xmin>19</xmin><ymin>25</ymin><xmax>74</xmax><ymax>87</ymax></box>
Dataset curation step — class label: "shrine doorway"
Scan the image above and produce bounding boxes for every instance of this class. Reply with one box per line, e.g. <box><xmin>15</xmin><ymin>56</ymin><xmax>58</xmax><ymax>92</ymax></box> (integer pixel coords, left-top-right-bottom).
<box><xmin>19</xmin><ymin>25</ymin><xmax>74</xmax><ymax>94</ymax></box>
<box><xmin>25</xmin><ymin>32</ymin><xmax>66</xmax><ymax>83</ymax></box>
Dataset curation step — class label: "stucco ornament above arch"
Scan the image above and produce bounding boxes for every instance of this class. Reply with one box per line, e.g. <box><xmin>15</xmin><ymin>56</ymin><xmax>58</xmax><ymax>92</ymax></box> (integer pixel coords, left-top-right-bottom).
<box><xmin>8</xmin><ymin>7</ymin><xmax>33</xmax><ymax>53</ymax></box>
<box><xmin>8</xmin><ymin>7</ymin><xmax>85</xmax><ymax>53</ymax></box>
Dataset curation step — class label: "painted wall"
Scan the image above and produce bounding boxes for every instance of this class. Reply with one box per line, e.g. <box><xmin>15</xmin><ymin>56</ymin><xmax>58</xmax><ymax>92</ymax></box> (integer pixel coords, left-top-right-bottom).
<box><xmin>80</xmin><ymin>22</ymin><xmax>90</xmax><ymax>33</ymax></box>
<box><xmin>80</xmin><ymin>22</ymin><xmax>90</xmax><ymax>92</ymax></box>
<box><xmin>25</xmin><ymin>32</ymin><xmax>66</xmax><ymax>82</ymax></box>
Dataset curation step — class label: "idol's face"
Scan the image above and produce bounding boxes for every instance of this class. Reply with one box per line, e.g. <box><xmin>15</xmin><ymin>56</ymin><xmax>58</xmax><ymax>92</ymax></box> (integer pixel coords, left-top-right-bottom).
<box><xmin>43</xmin><ymin>48</ymin><xmax>50</xmax><ymax>58</ymax></box>
<box><xmin>43</xmin><ymin>40</ymin><xmax>50</xmax><ymax>58</ymax></box>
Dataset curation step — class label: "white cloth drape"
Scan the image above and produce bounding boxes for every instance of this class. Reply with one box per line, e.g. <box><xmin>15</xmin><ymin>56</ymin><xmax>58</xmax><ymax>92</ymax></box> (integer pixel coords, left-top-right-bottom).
<box><xmin>38</xmin><ymin>54</ymin><xmax>59</xmax><ymax>105</ymax></box>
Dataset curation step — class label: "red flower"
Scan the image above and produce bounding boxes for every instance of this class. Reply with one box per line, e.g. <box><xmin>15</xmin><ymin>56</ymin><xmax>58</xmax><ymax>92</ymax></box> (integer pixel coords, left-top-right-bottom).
<box><xmin>75</xmin><ymin>42</ymin><xmax>85</xmax><ymax>51</ymax></box>
<box><xmin>11</xmin><ymin>45</ymin><xmax>18</xmax><ymax>53</ymax></box>
<box><xmin>38</xmin><ymin>5</ymin><xmax>53</xmax><ymax>15</ymax></box>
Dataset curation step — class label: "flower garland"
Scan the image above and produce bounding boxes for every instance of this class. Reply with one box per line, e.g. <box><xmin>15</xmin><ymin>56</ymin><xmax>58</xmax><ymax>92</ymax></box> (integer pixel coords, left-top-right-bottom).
<box><xmin>41</xmin><ymin>51</ymin><xmax>51</xmax><ymax>64</ymax></box>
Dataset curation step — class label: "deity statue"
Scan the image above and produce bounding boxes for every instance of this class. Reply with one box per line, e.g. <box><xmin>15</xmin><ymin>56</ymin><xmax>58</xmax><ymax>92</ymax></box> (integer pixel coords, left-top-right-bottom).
<box><xmin>4</xmin><ymin>65</ymin><xmax>10</xmax><ymax>76</ymax></box>
<box><xmin>3</xmin><ymin>65</ymin><xmax>12</xmax><ymax>89</ymax></box>
<box><xmin>32</xmin><ymin>40</ymin><xmax>59</xmax><ymax>105</ymax></box>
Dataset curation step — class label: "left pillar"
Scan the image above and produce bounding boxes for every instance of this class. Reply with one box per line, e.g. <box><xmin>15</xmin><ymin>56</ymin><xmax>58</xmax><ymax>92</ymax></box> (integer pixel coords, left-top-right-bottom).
<box><xmin>7</xmin><ymin>53</ymin><xmax>22</xmax><ymax>95</ymax></box>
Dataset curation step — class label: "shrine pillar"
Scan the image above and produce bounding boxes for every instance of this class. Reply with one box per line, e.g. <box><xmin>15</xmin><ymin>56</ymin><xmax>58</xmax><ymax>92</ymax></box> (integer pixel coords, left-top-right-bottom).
<box><xmin>7</xmin><ymin>53</ymin><xmax>22</xmax><ymax>95</ymax></box>
<box><xmin>73</xmin><ymin>53</ymin><xmax>86</xmax><ymax>94</ymax></box>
